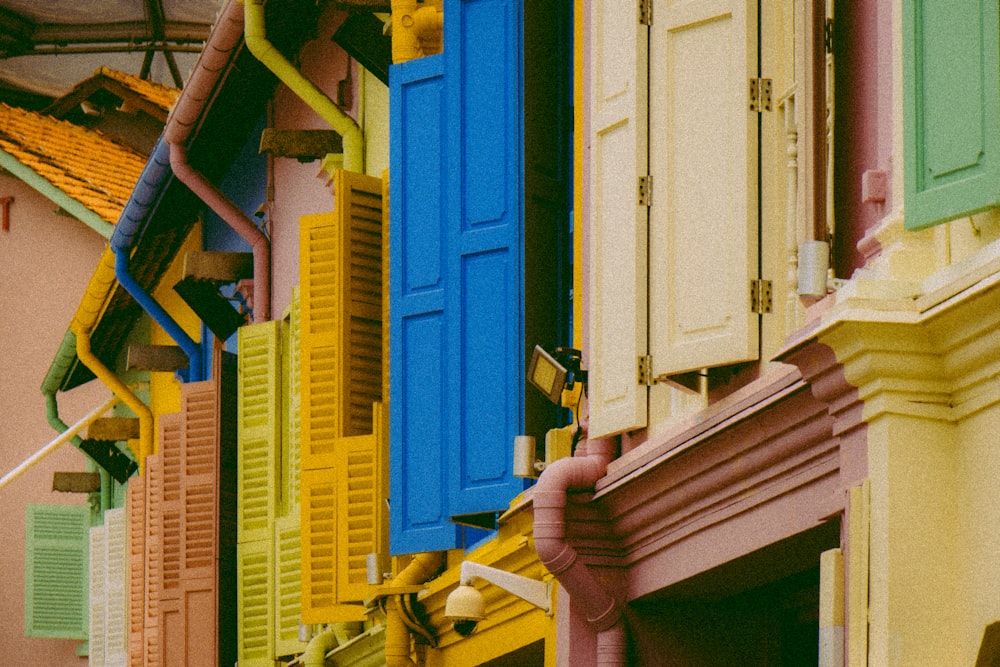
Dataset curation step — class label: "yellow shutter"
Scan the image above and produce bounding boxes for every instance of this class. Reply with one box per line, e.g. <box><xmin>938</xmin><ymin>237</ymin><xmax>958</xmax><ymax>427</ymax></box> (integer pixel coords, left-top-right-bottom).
<box><xmin>282</xmin><ymin>288</ymin><xmax>302</xmax><ymax>514</ymax></box>
<box><xmin>300</xmin><ymin>170</ymin><xmax>384</xmax><ymax>469</ymax></box>
<box><xmin>299</xmin><ymin>169</ymin><xmax>385</xmax><ymax>622</ymax></box>
<box><xmin>237</xmin><ymin>539</ymin><xmax>274</xmax><ymax>667</ymax></box>
<box><xmin>238</xmin><ymin>320</ymin><xmax>281</xmax><ymax>543</ymax></box>
<box><xmin>274</xmin><ymin>514</ymin><xmax>307</xmax><ymax>657</ymax></box>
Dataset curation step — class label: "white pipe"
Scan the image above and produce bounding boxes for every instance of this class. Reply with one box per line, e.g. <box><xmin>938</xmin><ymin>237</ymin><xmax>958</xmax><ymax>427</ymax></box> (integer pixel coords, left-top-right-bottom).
<box><xmin>0</xmin><ymin>395</ymin><xmax>119</xmax><ymax>490</ymax></box>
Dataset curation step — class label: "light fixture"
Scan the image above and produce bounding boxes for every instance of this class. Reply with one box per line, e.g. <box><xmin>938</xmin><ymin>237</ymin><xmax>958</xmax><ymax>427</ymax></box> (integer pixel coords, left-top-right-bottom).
<box><xmin>528</xmin><ymin>345</ymin><xmax>586</xmax><ymax>405</ymax></box>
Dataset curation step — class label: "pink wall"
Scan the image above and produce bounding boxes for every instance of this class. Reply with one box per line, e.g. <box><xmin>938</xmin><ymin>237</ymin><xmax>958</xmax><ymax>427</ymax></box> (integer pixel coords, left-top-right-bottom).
<box><xmin>269</xmin><ymin>5</ymin><xmax>355</xmax><ymax>320</ymax></box>
<box><xmin>0</xmin><ymin>173</ymin><xmax>107</xmax><ymax>662</ymax></box>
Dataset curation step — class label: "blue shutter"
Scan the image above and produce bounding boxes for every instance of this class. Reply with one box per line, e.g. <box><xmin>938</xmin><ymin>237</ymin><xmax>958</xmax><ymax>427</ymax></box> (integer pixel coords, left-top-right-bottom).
<box><xmin>390</xmin><ymin>0</ymin><xmax>525</xmax><ymax>555</ymax></box>
<box><xmin>444</xmin><ymin>0</ymin><xmax>525</xmax><ymax>517</ymax></box>
<box><xmin>390</xmin><ymin>53</ymin><xmax>459</xmax><ymax>555</ymax></box>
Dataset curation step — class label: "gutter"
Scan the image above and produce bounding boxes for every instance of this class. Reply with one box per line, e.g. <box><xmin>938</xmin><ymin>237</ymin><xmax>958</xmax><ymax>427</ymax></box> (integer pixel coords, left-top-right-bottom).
<box><xmin>241</xmin><ymin>0</ymin><xmax>364</xmax><ymax>174</ymax></box>
<box><xmin>69</xmin><ymin>248</ymin><xmax>154</xmax><ymax>472</ymax></box>
<box><xmin>165</xmin><ymin>0</ymin><xmax>271</xmax><ymax>324</ymax></box>
<box><xmin>532</xmin><ymin>422</ymin><xmax>627</xmax><ymax>666</ymax></box>
<box><xmin>41</xmin><ymin>329</ymin><xmax>112</xmax><ymax>510</ymax></box>
<box><xmin>110</xmin><ymin>140</ymin><xmax>204</xmax><ymax>381</ymax></box>
<box><xmin>0</xmin><ymin>148</ymin><xmax>115</xmax><ymax>239</ymax></box>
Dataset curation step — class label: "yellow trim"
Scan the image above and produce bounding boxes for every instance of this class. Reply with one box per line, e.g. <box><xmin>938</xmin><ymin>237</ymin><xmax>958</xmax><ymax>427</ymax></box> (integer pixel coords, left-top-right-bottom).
<box><xmin>573</xmin><ymin>0</ymin><xmax>583</xmax><ymax>348</ymax></box>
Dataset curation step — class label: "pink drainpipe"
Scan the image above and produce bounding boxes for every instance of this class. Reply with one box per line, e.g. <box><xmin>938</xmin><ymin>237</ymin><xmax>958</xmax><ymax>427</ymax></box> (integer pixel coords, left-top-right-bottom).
<box><xmin>163</xmin><ymin>0</ymin><xmax>271</xmax><ymax>324</ymax></box>
<box><xmin>533</xmin><ymin>423</ymin><xmax>627</xmax><ymax>666</ymax></box>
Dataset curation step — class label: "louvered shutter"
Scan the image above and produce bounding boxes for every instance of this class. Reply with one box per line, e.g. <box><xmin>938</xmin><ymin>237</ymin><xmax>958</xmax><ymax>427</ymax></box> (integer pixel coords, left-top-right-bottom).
<box><xmin>586</xmin><ymin>0</ymin><xmax>649</xmax><ymax>438</ymax></box>
<box><xmin>127</xmin><ymin>475</ymin><xmax>146</xmax><ymax>667</ymax></box>
<box><xmin>274</xmin><ymin>514</ymin><xmax>306</xmax><ymax>657</ymax></box>
<box><xmin>238</xmin><ymin>321</ymin><xmax>281</xmax><ymax>543</ymax></box>
<box><xmin>236</xmin><ymin>321</ymin><xmax>280</xmax><ymax>666</ymax></box>
<box><xmin>144</xmin><ymin>447</ymin><xmax>168</xmax><ymax>667</ymax></box>
<box><xmin>903</xmin><ymin>0</ymin><xmax>1000</xmax><ymax>229</ymax></box>
<box><xmin>389</xmin><ymin>0</ymin><xmax>526</xmax><ymax>555</ymax></box>
<box><xmin>24</xmin><ymin>503</ymin><xmax>90</xmax><ymax>639</ymax></box>
<box><xmin>282</xmin><ymin>288</ymin><xmax>302</xmax><ymax>514</ymax></box>
<box><xmin>104</xmin><ymin>508</ymin><xmax>128</xmax><ymax>666</ymax></box>
<box><xmin>647</xmin><ymin>0</ymin><xmax>759</xmax><ymax>374</ymax></box>
<box><xmin>89</xmin><ymin>524</ymin><xmax>107</xmax><ymax>666</ymax></box>
<box><xmin>237</xmin><ymin>539</ymin><xmax>273</xmax><ymax>666</ymax></box>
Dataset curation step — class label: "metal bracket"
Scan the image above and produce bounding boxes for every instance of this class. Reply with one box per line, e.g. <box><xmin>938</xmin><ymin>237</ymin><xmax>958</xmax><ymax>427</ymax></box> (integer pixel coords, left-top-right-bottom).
<box><xmin>750</xmin><ymin>279</ymin><xmax>773</xmax><ymax>314</ymax></box>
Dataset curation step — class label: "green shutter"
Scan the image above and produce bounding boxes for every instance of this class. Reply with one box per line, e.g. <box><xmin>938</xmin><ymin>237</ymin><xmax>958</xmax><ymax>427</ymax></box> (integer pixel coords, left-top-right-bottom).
<box><xmin>904</xmin><ymin>0</ymin><xmax>1000</xmax><ymax>229</ymax></box>
<box><xmin>25</xmin><ymin>503</ymin><xmax>90</xmax><ymax>639</ymax></box>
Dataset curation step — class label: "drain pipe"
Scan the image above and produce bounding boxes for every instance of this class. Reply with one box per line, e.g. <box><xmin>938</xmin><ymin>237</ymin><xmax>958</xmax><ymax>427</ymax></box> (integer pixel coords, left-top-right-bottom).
<box><xmin>110</xmin><ymin>140</ymin><xmax>204</xmax><ymax>380</ymax></box>
<box><xmin>165</xmin><ymin>0</ymin><xmax>270</xmax><ymax>323</ymax></box>
<box><xmin>41</xmin><ymin>331</ymin><xmax>112</xmax><ymax>511</ymax></box>
<box><xmin>385</xmin><ymin>551</ymin><xmax>445</xmax><ymax>667</ymax></box>
<box><xmin>532</xmin><ymin>422</ymin><xmax>626</xmax><ymax>666</ymax></box>
<box><xmin>302</xmin><ymin>626</ymin><xmax>340</xmax><ymax>667</ymax></box>
<box><xmin>241</xmin><ymin>0</ymin><xmax>364</xmax><ymax>174</ymax></box>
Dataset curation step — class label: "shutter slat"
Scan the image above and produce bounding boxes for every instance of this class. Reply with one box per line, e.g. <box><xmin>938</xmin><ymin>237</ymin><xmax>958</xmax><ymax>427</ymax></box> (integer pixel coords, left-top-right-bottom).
<box><xmin>237</xmin><ymin>539</ymin><xmax>274</xmax><ymax>666</ymax></box>
<box><xmin>274</xmin><ymin>514</ymin><xmax>307</xmax><ymax>657</ymax></box>
<box><xmin>127</xmin><ymin>475</ymin><xmax>146</xmax><ymax>667</ymax></box>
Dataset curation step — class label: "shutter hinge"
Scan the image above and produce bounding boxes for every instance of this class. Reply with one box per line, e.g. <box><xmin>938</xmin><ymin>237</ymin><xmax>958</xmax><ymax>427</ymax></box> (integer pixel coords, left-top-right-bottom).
<box><xmin>638</xmin><ymin>354</ymin><xmax>655</xmax><ymax>386</ymax></box>
<box><xmin>748</xmin><ymin>77</ymin><xmax>773</xmax><ymax>112</ymax></box>
<box><xmin>638</xmin><ymin>175</ymin><xmax>652</xmax><ymax>206</ymax></box>
<box><xmin>825</xmin><ymin>18</ymin><xmax>834</xmax><ymax>53</ymax></box>
<box><xmin>639</xmin><ymin>0</ymin><xmax>653</xmax><ymax>25</ymax></box>
<box><xmin>750</xmin><ymin>279</ymin><xmax>773</xmax><ymax>314</ymax></box>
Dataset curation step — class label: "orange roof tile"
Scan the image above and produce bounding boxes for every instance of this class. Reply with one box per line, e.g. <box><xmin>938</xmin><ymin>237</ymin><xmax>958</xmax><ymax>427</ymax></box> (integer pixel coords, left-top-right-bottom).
<box><xmin>0</xmin><ymin>103</ymin><xmax>147</xmax><ymax>224</ymax></box>
<box><xmin>92</xmin><ymin>66</ymin><xmax>181</xmax><ymax>112</ymax></box>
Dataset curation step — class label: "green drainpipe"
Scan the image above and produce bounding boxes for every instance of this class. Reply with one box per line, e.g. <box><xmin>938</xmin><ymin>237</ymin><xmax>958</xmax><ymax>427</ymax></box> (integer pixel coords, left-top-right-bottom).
<box><xmin>41</xmin><ymin>330</ymin><xmax>111</xmax><ymax>511</ymax></box>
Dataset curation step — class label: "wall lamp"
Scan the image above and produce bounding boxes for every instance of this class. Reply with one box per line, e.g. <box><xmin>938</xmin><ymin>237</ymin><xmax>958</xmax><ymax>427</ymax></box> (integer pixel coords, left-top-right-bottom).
<box><xmin>443</xmin><ymin>561</ymin><xmax>552</xmax><ymax>637</ymax></box>
<box><xmin>528</xmin><ymin>345</ymin><xmax>586</xmax><ymax>405</ymax></box>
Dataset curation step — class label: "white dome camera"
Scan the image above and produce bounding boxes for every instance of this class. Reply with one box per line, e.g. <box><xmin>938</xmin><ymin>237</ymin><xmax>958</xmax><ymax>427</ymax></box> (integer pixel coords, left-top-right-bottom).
<box><xmin>443</xmin><ymin>561</ymin><xmax>552</xmax><ymax>637</ymax></box>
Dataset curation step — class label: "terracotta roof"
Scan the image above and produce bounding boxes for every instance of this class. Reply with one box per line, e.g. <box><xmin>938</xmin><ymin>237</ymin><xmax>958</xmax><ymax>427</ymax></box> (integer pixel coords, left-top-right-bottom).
<box><xmin>0</xmin><ymin>103</ymin><xmax>147</xmax><ymax>224</ymax></box>
<box><xmin>89</xmin><ymin>66</ymin><xmax>181</xmax><ymax>112</ymax></box>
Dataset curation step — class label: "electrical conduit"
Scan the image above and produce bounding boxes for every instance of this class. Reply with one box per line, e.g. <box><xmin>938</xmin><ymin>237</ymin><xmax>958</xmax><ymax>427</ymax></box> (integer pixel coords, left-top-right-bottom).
<box><xmin>241</xmin><ymin>0</ymin><xmax>364</xmax><ymax>174</ymax></box>
<box><xmin>385</xmin><ymin>551</ymin><xmax>445</xmax><ymax>667</ymax></box>
<box><xmin>532</xmin><ymin>423</ymin><xmax>627</xmax><ymax>666</ymax></box>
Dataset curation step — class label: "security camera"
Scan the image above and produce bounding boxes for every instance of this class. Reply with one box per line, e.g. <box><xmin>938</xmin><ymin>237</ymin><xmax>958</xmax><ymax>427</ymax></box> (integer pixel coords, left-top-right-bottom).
<box><xmin>444</xmin><ymin>562</ymin><xmax>552</xmax><ymax>638</ymax></box>
<box><xmin>444</xmin><ymin>583</ymin><xmax>486</xmax><ymax>636</ymax></box>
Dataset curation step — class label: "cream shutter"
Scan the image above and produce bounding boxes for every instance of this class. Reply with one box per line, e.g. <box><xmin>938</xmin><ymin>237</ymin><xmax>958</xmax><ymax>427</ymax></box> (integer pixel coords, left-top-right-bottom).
<box><xmin>648</xmin><ymin>0</ymin><xmax>759</xmax><ymax>374</ymax></box>
<box><xmin>587</xmin><ymin>0</ymin><xmax>650</xmax><ymax>438</ymax></box>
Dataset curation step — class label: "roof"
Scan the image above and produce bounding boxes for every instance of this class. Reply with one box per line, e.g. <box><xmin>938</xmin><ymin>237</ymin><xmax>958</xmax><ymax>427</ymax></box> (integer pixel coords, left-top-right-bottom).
<box><xmin>44</xmin><ymin>66</ymin><xmax>181</xmax><ymax>122</ymax></box>
<box><xmin>0</xmin><ymin>102</ymin><xmax>147</xmax><ymax>224</ymax></box>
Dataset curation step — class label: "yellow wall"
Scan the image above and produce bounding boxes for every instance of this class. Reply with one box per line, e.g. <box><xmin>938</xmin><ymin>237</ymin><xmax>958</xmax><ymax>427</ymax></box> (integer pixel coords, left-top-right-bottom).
<box><xmin>149</xmin><ymin>222</ymin><xmax>202</xmax><ymax>425</ymax></box>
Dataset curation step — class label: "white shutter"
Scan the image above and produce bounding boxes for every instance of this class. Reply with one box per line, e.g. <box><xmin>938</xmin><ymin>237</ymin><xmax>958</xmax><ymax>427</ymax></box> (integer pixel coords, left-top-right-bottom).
<box><xmin>89</xmin><ymin>525</ymin><xmax>107</xmax><ymax>667</ymax></box>
<box><xmin>587</xmin><ymin>0</ymin><xmax>649</xmax><ymax>438</ymax></box>
<box><xmin>648</xmin><ymin>0</ymin><xmax>759</xmax><ymax>375</ymax></box>
<box><xmin>104</xmin><ymin>508</ymin><xmax>128</xmax><ymax>667</ymax></box>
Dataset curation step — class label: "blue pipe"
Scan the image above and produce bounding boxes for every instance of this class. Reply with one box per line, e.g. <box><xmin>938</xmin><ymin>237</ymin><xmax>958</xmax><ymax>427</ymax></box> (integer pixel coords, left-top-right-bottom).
<box><xmin>110</xmin><ymin>139</ymin><xmax>203</xmax><ymax>383</ymax></box>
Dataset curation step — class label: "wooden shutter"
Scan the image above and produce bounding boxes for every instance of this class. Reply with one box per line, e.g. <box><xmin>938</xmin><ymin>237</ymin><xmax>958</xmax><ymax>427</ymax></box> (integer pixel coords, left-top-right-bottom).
<box><xmin>127</xmin><ymin>475</ymin><xmax>146</xmax><ymax>667</ymax></box>
<box><xmin>282</xmin><ymin>288</ymin><xmax>302</xmax><ymax>514</ymax></box>
<box><xmin>25</xmin><ymin>503</ymin><xmax>90</xmax><ymax>639</ymax></box>
<box><xmin>389</xmin><ymin>52</ymin><xmax>457</xmax><ymax>554</ymax></box>
<box><xmin>89</xmin><ymin>524</ymin><xmax>107</xmax><ymax>666</ymax></box>
<box><xmin>444</xmin><ymin>0</ymin><xmax>526</xmax><ymax>517</ymax></box>
<box><xmin>274</xmin><ymin>514</ymin><xmax>307</xmax><ymax>657</ymax></box>
<box><xmin>104</xmin><ymin>508</ymin><xmax>128</xmax><ymax>665</ymax></box>
<box><xmin>586</xmin><ymin>0</ymin><xmax>650</xmax><ymax>438</ymax></box>
<box><xmin>390</xmin><ymin>0</ymin><xmax>526</xmax><ymax>554</ymax></box>
<box><xmin>238</xmin><ymin>320</ymin><xmax>281</xmax><ymax>544</ymax></box>
<box><xmin>903</xmin><ymin>0</ymin><xmax>1000</xmax><ymax>229</ymax></box>
<box><xmin>144</xmin><ymin>449</ymin><xmax>167</xmax><ymax>667</ymax></box>
<box><xmin>237</xmin><ymin>539</ymin><xmax>274</xmax><ymax>667</ymax></box>
<box><xmin>300</xmin><ymin>170</ymin><xmax>383</xmax><ymax>471</ymax></box>
<box><xmin>647</xmin><ymin>0</ymin><xmax>759</xmax><ymax>374</ymax></box>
